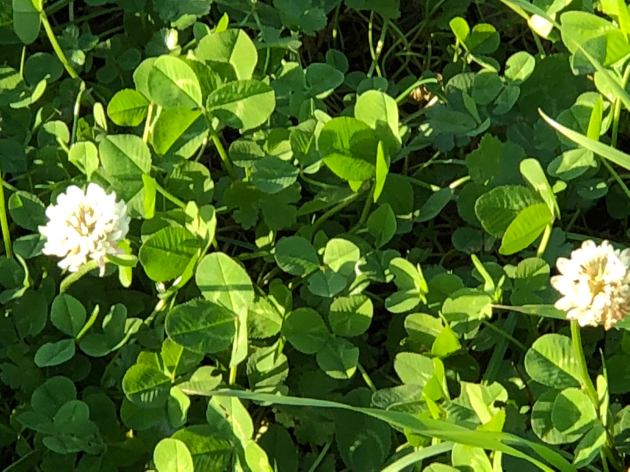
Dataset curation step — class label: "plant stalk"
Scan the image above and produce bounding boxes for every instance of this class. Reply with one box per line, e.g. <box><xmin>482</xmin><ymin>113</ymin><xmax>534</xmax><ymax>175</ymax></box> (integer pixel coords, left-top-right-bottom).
<box><xmin>209</xmin><ymin>127</ymin><xmax>236</xmax><ymax>181</ymax></box>
<box><xmin>0</xmin><ymin>165</ymin><xmax>12</xmax><ymax>258</ymax></box>
<box><xmin>40</xmin><ymin>8</ymin><xmax>79</xmax><ymax>79</ymax></box>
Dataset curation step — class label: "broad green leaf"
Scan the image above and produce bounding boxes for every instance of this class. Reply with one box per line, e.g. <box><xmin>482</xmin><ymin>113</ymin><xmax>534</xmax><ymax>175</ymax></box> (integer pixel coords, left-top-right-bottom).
<box><xmin>532</xmin><ymin>389</ymin><xmax>575</xmax><ymax>445</ymax></box>
<box><xmin>151</xmin><ymin>107</ymin><xmax>209</xmax><ymax>158</ymax></box>
<box><xmin>282</xmin><ymin>308</ymin><xmax>330</xmax><ymax>354</ymax></box>
<box><xmin>451</xmin><ymin>444</ymin><xmax>492</xmax><ymax>472</ymax></box>
<box><xmin>31</xmin><ymin>376</ymin><xmax>77</xmax><ymax>417</ymax></box>
<box><xmin>195</xmin><ymin>252</ymin><xmax>254</xmax><ymax>313</ymax></box>
<box><xmin>520</xmin><ymin>158</ymin><xmax>560</xmax><ymax>218</ymax></box>
<box><xmin>68</xmin><ymin>141</ymin><xmax>99</xmax><ymax>178</ymax></box>
<box><xmin>499</xmin><ymin>203</ymin><xmax>553</xmax><ymax>255</ymax></box>
<box><xmin>258</xmin><ymin>425</ymin><xmax>298</xmax><ymax>472</ymax></box>
<box><xmin>551</xmin><ymin>388</ymin><xmax>596</xmax><ymax>436</ymax></box>
<box><xmin>206</xmin><ymin>395</ymin><xmax>253</xmax><ymax>441</ymax></box>
<box><xmin>475</xmin><ymin>185</ymin><xmax>541</xmax><ymax>238</ymax></box>
<box><xmin>472</xmin><ymin>72</ymin><xmax>503</xmax><ymax>105</ymax></box>
<box><xmin>274</xmin><ymin>236</ymin><xmax>319</xmax><ymax>276</ymax></box>
<box><xmin>196</xmin><ymin>29</ymin><xmax>257</xmax><ymax>81</ymax></box>
<box><xmin>374</xmin><ymin>141</ymin><xmax>389</xmax><ymax>202</ymax></box>
<box><xmin>308</xmin><ymin>268</ymin><xmax>347</xmax><ymax>298</ymax></box>
<box><xmin>123</xmin><ymin>356</ymin><xmax>171</xmax><ymax>408</ymax></box>
<box><xmin>139</xmin><ymin>227</ymin><xmax>199</xmax><ymax>282</ymax></box>
<box><xmin>8</xmin><ymin>191</ymin><xmax>45</xmax><ymax>231</ymax></box>
<box><xmin>525</xmin><ymin>334</ymin><xmax>581</xmax><ymax>389</ymax></box>
<box><xmin>367</xmin><ymin>203</ymin><xmax>397</xmax><ymax>248</ymax></box>
<box><xmin>251</xmin><ymin>156</ymin><xmax>299</xmax><ymax>194</ymax></box>
<box><xmin>355</xmin><ymin>90</ymin><xmax>401</xmax><ymax>153</ymax></box>
<box><xmin>504</xmin><ymin>51</ymin><xmax>535</xmax><ymax>84</ymax></box>
<box><xmin>100</xmin><ymin>134</ymin><xmax>151</xmax><ymax>176</ymax></box>
<box><xmin>573</xmin><ymin>423</ymin><xmax>606</xmax><ymax>468</ymax></box>
<box><xmin>166</xmin><ymin>299</ymin><xmax>236</xmax><ymax>354</ymax></box>
<box><xmin>323</xmin><ymin>238</ymin><xmax>360</xmax><ymax>275</ymax></box>
<box><xmin>34</xmin><ymin>340</ymin><xmax>75</xmax><ymax>367</ymax></box>
<box><xmin>316</xmin><ymin>337</ymin><xmax>359</xmax><ymax>379</ymax></box>
<box><xmin>207</xmin><ymin>80</ymin><xmax>276</xmax><ymax>131</ymax></box>
<box><xmin>431</xmin><ymin>325</ymin><xmax>461</xmax><ymax>358</ymax></box>
<box><xmin>172</xmin><ymin>425</ymin><xmax>232</xmax><ymax>471</ymax></box>
<box><xmin>148</xmin><ymin>56</ymin><xmax>202</xmax><ymax>109</ymax></box>
<box><xmin>329</xmin><ymin>295</ymin><xmax>373</xmax><ymax>337</ymax></box>
<box><xmin>13</xmin><ymin>0</ymin><xmax>41</xmax><ymax>44</ymax></box>
<box><xmin>306</xmin><ymin>63</ymin><xmax>345</xmax><ymax>99</ymax></box>
<box><xmin>154</xmin><ymin>438</ymin><xmax>194</xmax><ymax>472</ymax></box>
<box><xmin>51</xmin><ymin>294</ymin><xmax>86</xmax><ymax>338</ymax></box>
<box><xmin>547</xmin><ymin>148</ymin><xmax>596</xmax><ymax>181</ymax></box>
<box><xmin>107</xmin><ymin>89</ymin><xmax>150</xmax><ymax>127</ymax></box>
<box><xmin>417</xmin><ymin>188</ymin><xmax>453</xmax><ymax>222</ymax></box>
<box><xmin>560</xmin><ymin>11</ymin><xmax>630</xmax><ymax>70</ymax></box>
<box><xmin>540</xmin><ymin>109</ymin><xmax>630</xmax><ymax>171</ymax></box>
<box><xmin>394</xmin><ymin>352</ymin><xmax>435</xmax><ymax>386</ymax></box>
<box><xmin>319</xmin><ymin>117</ymin><xmax>379</xmax><ymax>182</ymax></box>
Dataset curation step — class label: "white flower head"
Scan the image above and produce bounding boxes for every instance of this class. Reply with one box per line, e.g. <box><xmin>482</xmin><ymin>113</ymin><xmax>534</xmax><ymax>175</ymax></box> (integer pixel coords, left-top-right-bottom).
<box><xmin>551</xmin><ymin>240</ymin><xmax>630</xmax><ymax>330</ymax></box>
<box><xmin>39</xmin><ymin>183</ymin><xmax>130</xmax><ymax>277</ymax></box>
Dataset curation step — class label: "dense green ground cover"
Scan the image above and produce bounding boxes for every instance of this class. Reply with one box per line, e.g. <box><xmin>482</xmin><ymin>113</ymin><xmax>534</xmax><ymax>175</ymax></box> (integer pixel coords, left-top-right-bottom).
<box><xmin>4</xmin><ymin>0</ymin><xmax>630</xmax><ymax>471</ymax></box>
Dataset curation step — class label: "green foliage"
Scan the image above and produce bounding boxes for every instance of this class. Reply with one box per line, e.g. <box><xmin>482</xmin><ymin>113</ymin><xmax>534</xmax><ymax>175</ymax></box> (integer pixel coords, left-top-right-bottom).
<box><xmin>4</xmin><ymin>0</ymin><xmax>630</xmax><ymax>471</ymax></box>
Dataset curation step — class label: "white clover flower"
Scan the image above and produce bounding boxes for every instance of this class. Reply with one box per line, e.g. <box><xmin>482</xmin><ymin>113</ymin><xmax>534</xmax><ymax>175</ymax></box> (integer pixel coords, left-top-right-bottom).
<box><xmin>39</xmin><ymin>183</ymin><xmax>130</xmax><ymax>277</ymax></box>
<box><xmin>551</xmin><ymin>240</ymin><xmax>630</xmax><ymax>330</ymax></box>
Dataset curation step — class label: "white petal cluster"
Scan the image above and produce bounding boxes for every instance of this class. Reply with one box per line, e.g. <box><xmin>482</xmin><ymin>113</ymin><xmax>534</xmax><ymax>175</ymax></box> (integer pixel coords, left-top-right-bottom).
<box><xmin>551</xmin><ymin>240</ymin><xmax>630</xmax><ymax>330</ymax></box>
<box><xmin>39</xmin><ymin>184</ymin><xmax>130</xmax><ymax>277</ymax></box>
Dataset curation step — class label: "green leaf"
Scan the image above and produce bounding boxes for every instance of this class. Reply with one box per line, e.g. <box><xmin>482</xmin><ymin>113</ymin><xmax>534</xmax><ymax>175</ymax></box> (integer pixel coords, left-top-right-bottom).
<box><xmin>540</xmin><ymin>109</ymin><xmax>630</xmax><ymax>171</ymax></box>
<box><xmin>417</xmin><ymin>188</ymin><xmax>453</xmax><ymax>222</ymax></box>
<box><xmin>551</xmin><ymin>388</ymin><xmax>596</xmax><ymax>436</ymax></box>
<box><xmin>207</xmin><ymin>79</ymin><xmax>276</xmax><ymax>131</ymax></box>
<box><xmin>475</xmin><ymin>185</ymin><xmax>541</xmax><ymax>238</ymax></box>
<box><xmin>355</xmin><ymin>90</ymin><xmax>400</xmax><ymax>154</ymax></box>
<box><xmin>504</xmin><ymin>51</ymin><xmax>535</xmax><ymax>84</ymax></box>
<box><xmin>206</xmin><ymin>395</ymin><xmax>253</xmax><ymax>441</ymax></box>
<box><xmin>316</xmin><ymin>337</ymin><xmax>359</xmax><ymax>379</ymax></box>
<box><xmin>308</xmin><ymin>268</ymin><xmax>347</xmax><ymax>298</ymax></box>
<box><xmin>573</xmin><ymin>423</ymin><xmax>606</xmax><ymax>468</ymax></box>
<box><xmin>374</xmin><ymin>141</ymin><xmax>389</xmax><ymax>202</ymax></box>
<box><xmin>12</xmin><ymin>0</ymin><xmax>41</xmax><ymax>44</ymax></box>
<box><xmin>166</xmin><ymin>299</ymin><xmax>236</xmax><ymax>354</ymax></box>
<box><xmin>196</xmin><ymin>29</ymin><xmax>257</xmax><ymax>81</ymax></box>
<box><xmin>324</xmin><ymin>238</ymin><xmax>360</xmax><ymax>275</ymax></box>
<box><xmin>68</xmin><ymin>141</ymin><xmax>99</xmax><ymax>178</ymax></box>
<box><xmin>547</xmin><ymin>148</ymin><xmax>596</xmax><ymax>181</ymax></box>
<box><xmin>100</xmin><ymin>134</ymin><xmax>151</xmax><ymax>176</ymax></box>
<box><xmin>195</xmin><ymin>252</ymin><xmax>254</xmax><ymax>313</ymax></box>
<box><xmin>251</xmin><ymin>156</ymin><xmax>299</xmax><ymax>194</ymax></box>
<box><xmin>394</xmin><ymin>352</ymin><xmax>435</xmax><ymax>386</ymax></box>
<box><xmin>329</xmin><ymin>295</ymin><xmax>373</xmax><ymax>337</ymax></box>
<box><xmin>451</xmin><ymin>444</ymin><xmax>492</xmax><ymax>472</ymax></box>
<box><xmin>274</xmin><ymin>0</ymin><xmax>327</xmax><ymax>35</ymax></box>
<box><xmin>499</xmin><ymin>203</ymin><xmax>553</xmax><ymax>255</ymax></box>
<box><xmin>31</xmin><ymin>376</ymin><xmax>77</xmax><ymax>417</ymax></box>
<box><xmin>153</xmin><ymin>438</ymin><xmax>194</xmax><ymax>472</ymax></box>
<box><xmin>431</xmin><ymin>325</ymin><xmax>461</xmax><ymax>358</ymax></box>
<box><xmin>178</xmin><ymin>390</ymin><xmax>577</xmax><ymax>472</ymax></box>
<box><xmin>319</xmin><ymin>117</ymin><xmax>379</xmax><ymax>182</ymax></box>
<box><xmin>148</xmin><ymin>56</ymin><xmax>202</xmax><ymax>109</ymax></box>
<box><xmin>34</xmin><ymin>340</ymin><xmax>75</xmax><ymax>367</ymax></box>
<box><xmin>122</xmin><ymin>355</ymin><xmax>172</xmax><ymax>408</ymax></box>
<box><xmin>51</xmin><ymin>294</ymin><xmax>86</xmax><ymax>338</ymax></box>
<box><xmin>8</xmin><ymin>191</ymin><xmax>45</xmax><ymax>231</ymax></box>
<box><xmin>306</xmin><ymin>63</ymin><xmax>345</xmax><ymax>99</ymax></box>
<box><xmin>472</xmin><ymin>72</ymin><xmax>503</xmax><ymax>105</ymax></box>
<box><xmin>274</xmin><ymin>236</ymin><xmax>320</xmax><ymax>276</ymax></box>
<box><xmin>107</xmin><ymin>89</ymin><xmax>150</xmax><ymax>127</ymax></box>
<box><xmin>139</xmin><ymin>227</ymin><xmax>199</xmax><ymax>282</ymax></box>
<box><xmin>520</xmin><ymin>158</ymin><xmax>560</xmax><ymax>218</ymax></box>
<box><xmin>282</xmin><ymin>308</ymin><xmax>330</xmax><ymax>354</ymax></box>
<box><xmin>367</xmin><ymin>203</ymin><xmax>397</xmax><ymax>248</ymax></box>
<box><xmin>172</xmin><ymin>425</ymin><xmax>232</xmax><ymax>471</ymax></box>
<box><xmin>151</xmin><ymin>107</ymin><xmax>209</xmax><ymax>159</ymax></box>
<box><xmin>525</xmin><ymin>334</ymin><xmax>581</xmax><ymax>389</ymax></box>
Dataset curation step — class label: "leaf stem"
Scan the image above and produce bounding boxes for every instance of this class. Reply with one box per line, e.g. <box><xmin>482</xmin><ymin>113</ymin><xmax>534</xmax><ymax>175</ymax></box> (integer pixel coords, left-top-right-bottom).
<box><xmin>0</xmin><ymin>165</ymin><xmax>12</xmax><ymax>258</ymax></box>
<box><xmin>536</xmin><ymin>224</ymin><xmax>552</xmax><ymax>258</ymax></box>
<box><xmin>349</xmin><ymin>185</ymin><xmax>375</xmax><ymax>234</ymax></box>
<box><xmin>39</xmin><ymin>8</ymin><xmax>79</xmax><ymax>79</ymax></box>
<box><xmin>209</xmin><ymin>127</ymin><xmax>236</xmax><ymax>181</ymax></box>
<box><xmin>358</xmin><ymin>364</ymin><xmax>377</xmax><ymax>393</ymax></box>
<box><xmin>60</xmin><ymin>260</ymin><xmax>100</xmax><ymax>293</ymax></box>
<box><xmin>311</xmin><ymin>190</ymin><xmax>363</xmax><ymax>237</ymax></box>
<box><xmin>367</xmin><ymin>14</ymin><xmax>388</xmax><ymax>78</ymax></box>
<box><xmin>154</xmin><ymin>182</ymin><xmax>186</xmax><ymax>209</ymax></box>
<box><xmin>601</xmin><ymin>158</ymin><xmax>630</xmax><ymax>202</ymax></box>
<box><xmin>611</xmin><ymin>63</ymin><xmax>630</xmax><ymax>149</ymax></box>
<box><xmin>570</xmin><ymin>320</ymin><xmax>599</xmax><ymax>408</ymax></box>
<box><xmin>143</xmin><ymin>102</ymin><xmax>154</xmax><ymax>143</ymax></box>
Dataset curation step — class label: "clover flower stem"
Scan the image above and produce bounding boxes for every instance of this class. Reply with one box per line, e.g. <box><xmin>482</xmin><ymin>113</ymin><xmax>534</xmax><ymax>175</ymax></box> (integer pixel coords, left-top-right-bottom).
<box><xmin>367</xmin><ymin>13</ymin><xmax>388</xmax><ymax>78</ymax></box>
<box><xmin>39</xmin><ymin>8</ymin><xmax>79</xmax><ymax>79</ymax></box>
<box><xmin>570</xmin><ymin>320</ymin><xmax>599</xmax><ymax>408</ymax></box>
<box><xmin>71</xmin><ymin>81</ymin><xmax>86</xmax><ymax>147</ymax></box>
<box><xmin>0</xmin><ymin>167</ymin><xmax>12</xmax><ymax>259</ymax></box>
<box><xmin>536</xmin><ymin>224</ymin><xmax>552</xmax><ymax>258</ymax></box>
<box><xmin>143</xmin><ymin>102</ymin><xmax>154</xmax><ymax>143</ymax></box>
<box><xmin>358</xmin><ymin>364</ymin><xmax>376</xmax><ymax>393</ymax></box>
<box><xmin>349</xmin><ymin>185</ymin><xmax>374</xmax><ymax>235</ymax></box>
<box><xmin>229</xmin><ymin>366</ymin><xmax>237</xmax><ymax>385</ymax></box>
<box><xmin>60</xmin><ymin>260</ymin><xmax>100</xmax><ymax>293</ymax></box>
<box><xmin>209</xmin><ymin>127</ymin><xmax>237</xmax><ymax>181</ymax></box>
<box><xmin>76</xmin><ymin>305</ymin><xmax>100</xmax><ymax>342</ymax></box>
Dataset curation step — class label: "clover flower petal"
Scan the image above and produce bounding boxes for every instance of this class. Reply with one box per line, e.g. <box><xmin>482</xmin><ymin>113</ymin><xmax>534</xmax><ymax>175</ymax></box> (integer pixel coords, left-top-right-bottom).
<box><xmin>551</xmin><ymin>240</ymin><xmax>630</xmax><ymax>330</ymax></box>
<box><xmin>39</xmin><ymin>183</ymin><xmax>130</xmax><ymax>277</ymax></box>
